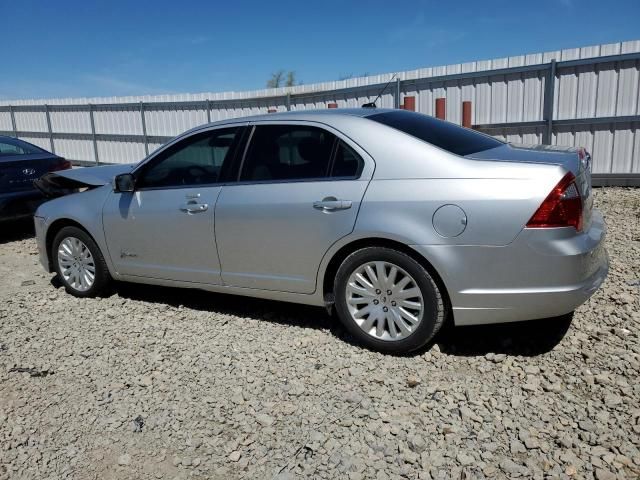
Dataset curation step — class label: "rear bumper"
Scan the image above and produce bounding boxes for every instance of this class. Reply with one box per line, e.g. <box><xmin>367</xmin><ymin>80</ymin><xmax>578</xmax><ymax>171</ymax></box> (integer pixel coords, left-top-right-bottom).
<box><xmin>412</xmin><ymin>209</ymin><xmax>608</xmax><ymax>326</ymax></box>
<box><xmin>0</xmin><ymin>189</ymin><xmax>45</xmax><ymax>221</ymax></box>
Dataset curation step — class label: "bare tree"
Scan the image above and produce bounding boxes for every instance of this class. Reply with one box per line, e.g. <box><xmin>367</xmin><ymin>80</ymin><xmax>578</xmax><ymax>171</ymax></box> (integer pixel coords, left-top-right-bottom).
<box><xmin>285</xmin><ymin>71</ymin><xmax>297</xmax><ymax>87</ymax></box>
<box><xmin>267</xmin><ymin>70</ymin><xmax>299</xmax><ymax>88</ymax></box>
<box><xmin>267</xmin><ymin>70</ymin><xmax>285</xmax><ymax>88</ymax></box>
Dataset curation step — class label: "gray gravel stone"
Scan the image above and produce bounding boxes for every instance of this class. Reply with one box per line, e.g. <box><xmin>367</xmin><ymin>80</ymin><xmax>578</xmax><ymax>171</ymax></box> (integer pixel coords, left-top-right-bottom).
<box><xmin>0</xmin><ymin>188</ymin><xmax>638</xmax><ymax>479</ymax></box>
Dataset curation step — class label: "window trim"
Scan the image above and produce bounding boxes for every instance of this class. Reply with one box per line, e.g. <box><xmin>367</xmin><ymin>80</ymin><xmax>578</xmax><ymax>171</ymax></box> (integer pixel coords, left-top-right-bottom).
<box><xmin>234</xmin><ymin>125</ymin><xmax>256</xmax><ymax>182</ymax></box>
<box><xmin>233</xmin><ymin>122</ymin><xmax>365</xmax><ymax>186</ymax></box>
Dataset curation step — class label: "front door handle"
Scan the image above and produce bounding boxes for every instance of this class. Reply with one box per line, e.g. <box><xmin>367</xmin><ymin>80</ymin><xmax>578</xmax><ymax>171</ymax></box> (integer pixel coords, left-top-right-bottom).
<box><xmin>180</xmin><ymin>202</ymin><xmax>209</xmax><ymax>214</ymax></box>
<box><xmin>313</xmin><ymin>197</ymin><xmax>352</xmax><ymax>212</ymax></box>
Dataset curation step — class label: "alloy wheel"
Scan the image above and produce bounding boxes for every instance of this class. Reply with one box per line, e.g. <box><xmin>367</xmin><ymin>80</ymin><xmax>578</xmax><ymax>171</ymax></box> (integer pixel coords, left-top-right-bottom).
<box><xmin>57</xmin><ymin>236</ymin><xmax>96</xmax><ymax>292</ymax></box>
<box><xmin>345</xmin><ymin>261</ymin><xmax>424</xmax><ymax>341</ymax></box>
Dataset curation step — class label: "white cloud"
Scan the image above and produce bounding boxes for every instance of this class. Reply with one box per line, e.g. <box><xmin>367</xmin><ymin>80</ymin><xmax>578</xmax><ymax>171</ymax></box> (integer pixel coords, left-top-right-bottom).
<box><xmin>386</xmin><ymin>13</ymin><xmax>466</xmax><ymax>48</ymax></box>
<box><xmin>82</xmin><ymin>74</ymin><xmax>171</xmax><ymax>96</ymax></box>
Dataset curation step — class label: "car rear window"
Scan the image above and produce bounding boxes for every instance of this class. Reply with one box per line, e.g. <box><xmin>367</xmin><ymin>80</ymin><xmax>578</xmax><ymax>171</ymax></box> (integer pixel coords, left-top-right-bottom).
<box><xmin>367</xmin><ymin>110</ymin><xmax>503</xmax><ymax>156</ymax></box>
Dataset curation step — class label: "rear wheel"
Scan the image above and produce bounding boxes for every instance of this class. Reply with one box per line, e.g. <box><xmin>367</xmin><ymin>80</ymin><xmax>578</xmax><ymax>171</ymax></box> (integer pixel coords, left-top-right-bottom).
<box><xmin>334</xmin><ymin>247</ymin><xmax>445</xmax><ymax>354</ymax></box>
<box><xmin>52</xmin><ymin>226</ymin><xmax>111</xmax><ymax>297</ymax></box>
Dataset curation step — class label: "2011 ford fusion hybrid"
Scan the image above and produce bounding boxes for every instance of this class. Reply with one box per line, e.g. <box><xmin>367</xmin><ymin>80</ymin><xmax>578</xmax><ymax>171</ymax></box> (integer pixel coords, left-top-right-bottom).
<box><xmin>33</xmin><ymin>109</ymin><xmax>608</xmax><ymax>353</ymax></box>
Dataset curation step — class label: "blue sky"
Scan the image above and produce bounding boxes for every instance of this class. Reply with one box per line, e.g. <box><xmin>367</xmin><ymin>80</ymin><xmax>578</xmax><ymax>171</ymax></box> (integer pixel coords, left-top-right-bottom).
<box><xmin>2</xmin><ymin>0</ymin><xmax>639</xmax><ymax>100</ymax></box>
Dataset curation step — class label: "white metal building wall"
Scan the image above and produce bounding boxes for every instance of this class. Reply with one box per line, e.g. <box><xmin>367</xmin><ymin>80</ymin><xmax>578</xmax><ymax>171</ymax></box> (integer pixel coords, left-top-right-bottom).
<box><xmin>1</xmin><ymin>40</ymin><xmax>639</xmax><ymax>175</ymax></box>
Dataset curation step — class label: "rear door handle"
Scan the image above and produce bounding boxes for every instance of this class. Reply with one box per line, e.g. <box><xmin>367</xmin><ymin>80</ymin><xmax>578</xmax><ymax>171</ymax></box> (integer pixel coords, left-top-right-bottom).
<box><xmin>180</xmin><ymin>202</ymin><xmax>209</xmax><ymax>214</ymax></box>
<box><xmin>313</xmin><ymin>198</ymin><xmax>352</xmax><ymax>211</ymax></box>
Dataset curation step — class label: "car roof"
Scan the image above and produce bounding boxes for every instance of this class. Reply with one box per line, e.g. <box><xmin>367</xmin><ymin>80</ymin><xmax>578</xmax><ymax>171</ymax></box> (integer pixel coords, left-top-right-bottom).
<box><xmin>254</xmin><ymin>107</ymin><xmax>393</xmax><ymax>119</ymax></box>
<box><xmin>0</xmin><ymin>135</ymin><xmax>43</xmax><ymax>149</ymax></box>
<box><xmin>201</xmin><ymin>107</ymin><xmax>397</xmax><ymax>127</ymax></box>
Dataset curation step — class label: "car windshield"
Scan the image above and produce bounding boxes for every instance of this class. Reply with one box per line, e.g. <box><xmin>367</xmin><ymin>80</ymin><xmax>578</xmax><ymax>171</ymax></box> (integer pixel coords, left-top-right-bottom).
<box><xmin>367</xmin><ymin>110</ymin><xmax>503</xmax><ymax>156</ymax></box>
<box><xmin>0</xmin><ymin>137</ymin><xmax>45</xmax><ymax>156</ymax></box>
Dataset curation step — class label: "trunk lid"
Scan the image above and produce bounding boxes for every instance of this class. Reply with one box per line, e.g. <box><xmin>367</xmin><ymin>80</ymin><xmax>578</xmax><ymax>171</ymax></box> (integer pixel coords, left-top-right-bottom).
<box><xmin>0</xmin><ymin>154</ymin><xmax>69</xmax><ymax>193</ymax></box>
<box><xmin>466</xmin><ymin>143</ymin><xmax>593</xmax><ymax>227</ymax></box>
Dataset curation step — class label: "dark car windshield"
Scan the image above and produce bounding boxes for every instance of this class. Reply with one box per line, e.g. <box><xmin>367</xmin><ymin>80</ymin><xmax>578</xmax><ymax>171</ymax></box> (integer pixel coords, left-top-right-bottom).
<box><xmin>367</xmin><ymin>110</ymin><xmax>503</xmax><ymax>156</ymax></box>
<box><xmin>0</xmin><ymin>137</ymin><xmax>45</xmax><ymax>156</ymax></box>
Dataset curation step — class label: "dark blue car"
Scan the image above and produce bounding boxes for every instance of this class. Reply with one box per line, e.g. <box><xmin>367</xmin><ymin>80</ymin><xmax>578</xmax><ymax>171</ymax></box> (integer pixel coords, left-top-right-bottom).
<box><xmin>0</xmin><ymin>136</ymin><xmax>71</xmax><ymax>222</ymax></box>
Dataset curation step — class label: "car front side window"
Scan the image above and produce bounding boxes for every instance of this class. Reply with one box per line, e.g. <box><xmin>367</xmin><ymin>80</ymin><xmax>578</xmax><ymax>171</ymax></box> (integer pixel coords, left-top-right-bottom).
<box><xmin>137</xmin><ymin>127</ymin><xmax>240</xmax><ymax>189</ymax></box>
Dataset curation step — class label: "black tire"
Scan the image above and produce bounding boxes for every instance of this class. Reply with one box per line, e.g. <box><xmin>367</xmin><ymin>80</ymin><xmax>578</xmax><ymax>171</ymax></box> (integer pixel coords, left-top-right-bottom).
<box><xmin>334</xmin><ymin>247</ymin><xmax>445</xmax><ymax>354</ymax></box>
<box><xmin>52</xmin><ymin>226</ymin><xmax>111</xmax><ymax>297</ymax></box>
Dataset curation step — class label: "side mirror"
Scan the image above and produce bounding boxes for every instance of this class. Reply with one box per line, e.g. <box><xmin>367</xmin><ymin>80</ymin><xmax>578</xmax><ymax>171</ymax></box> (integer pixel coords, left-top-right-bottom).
<box><xmin>113</xmin><ymin>173</ymin><xmax>135</xmax><ymax>193</ymax></box>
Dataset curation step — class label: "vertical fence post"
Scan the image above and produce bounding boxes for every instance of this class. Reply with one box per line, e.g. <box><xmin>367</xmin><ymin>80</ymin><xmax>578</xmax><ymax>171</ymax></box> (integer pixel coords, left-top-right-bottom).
<box><xmin>44</xmin><ymin>104</ymin><xmax>55</xmax><ymax>153</ymax></box>
<box><xmin>140</xmin><ymin>101</ymin><xmax>149</xmax><ymax>156</ymax></box>
<box><xmin>435</xmin><ymin>98</ymin><xmax>446</xmax><ymax>119</ymax></box>
<box><xmin>542</xmin><ymin>59</ymin><xmax>556</xmax><ymax>145</ymax></box>
<box><xmin>9</xmin><ymin>105</ymin><xmax>17</xmax><ymax>137</ymax></box>
<box><xmin>462</xmin><ymin>101</ymin><xmax>472</xmax><ymax>128</ymax></box>
<box><xmin>89</xmin><ymin>104</ymin><xmax>99</xmax><ymax>165</ymax></box>
<box><xmin>286</xmin><ymin>93</ymin><xmax>291</xmax><ymax>111</ymax></box>
<box><xmin>394</xmin><ymin>77</ymin><xmax>401</xmax><ymax>109</ymax></box>
<box><xmin>206</xmin><ymin>100</ymin><xmax>211</xmax><ymax>123</ymax></box>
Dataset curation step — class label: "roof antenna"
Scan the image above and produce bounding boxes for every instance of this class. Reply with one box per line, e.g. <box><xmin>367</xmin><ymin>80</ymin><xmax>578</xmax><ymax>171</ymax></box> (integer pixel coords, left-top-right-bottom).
<box><xmin>362</xmin><ymin>73</ymin><xmax>397</xmax><ymax>108</ymax></box>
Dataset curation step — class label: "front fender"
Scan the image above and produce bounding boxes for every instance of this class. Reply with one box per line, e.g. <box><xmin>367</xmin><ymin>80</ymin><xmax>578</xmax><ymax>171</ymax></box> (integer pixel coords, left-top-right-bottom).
<box><xmin>36</xmin><ymin>185</ymin><xmax>116</xmax><ymax>276</ymax></box>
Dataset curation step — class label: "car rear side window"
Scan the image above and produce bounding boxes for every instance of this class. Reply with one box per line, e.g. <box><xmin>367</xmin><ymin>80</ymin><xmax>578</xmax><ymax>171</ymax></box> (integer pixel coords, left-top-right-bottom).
<box><xmin>331</xmin><ymin>140</ymin><xmax>363</xmax><ymax>178</ymax></box>
<box><xmin>368</xmin><ymin>110</ymin><xmax>502</xmax><ymax>156</ymax></box>
<box><xmin>240</xmin><ymin>125</ymin><xmax>335</xmax><ymax>182</ymax></box>
<box><xmin>138</xmin><ymin>127</ymin><xmax>240</xmax><ymax>189</ymax></box>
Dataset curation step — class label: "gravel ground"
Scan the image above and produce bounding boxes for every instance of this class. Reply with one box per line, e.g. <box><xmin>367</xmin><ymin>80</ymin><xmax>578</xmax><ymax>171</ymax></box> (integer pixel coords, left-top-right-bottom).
<box><xmin>1</xmin><ymin>187</ymin><xmax>639</xmax><ymax>480</ymax></box>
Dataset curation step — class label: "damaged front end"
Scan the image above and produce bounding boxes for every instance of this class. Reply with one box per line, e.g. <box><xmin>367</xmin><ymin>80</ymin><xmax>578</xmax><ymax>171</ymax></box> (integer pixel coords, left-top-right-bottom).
<box><xmin>34</xmin><ymin>173</ymin><xmax>88</xmax><ymax>198</ymax></box>
<box><xmin>34</xmin><ymin>163</ymin><xmax>136</xmax><ymax>198</ymax></box>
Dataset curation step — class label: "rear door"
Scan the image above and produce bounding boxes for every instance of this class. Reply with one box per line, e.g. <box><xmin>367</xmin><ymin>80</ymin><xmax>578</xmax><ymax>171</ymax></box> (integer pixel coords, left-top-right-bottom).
<box><xmin>214</xmin><ymin>122</ymin><xmax>372</xmax><ymax>294</ymax></box>
<box><xmin>102</xmin><ymin>126</ymin><xmax>244</xmax><ymax>284</ymax></box>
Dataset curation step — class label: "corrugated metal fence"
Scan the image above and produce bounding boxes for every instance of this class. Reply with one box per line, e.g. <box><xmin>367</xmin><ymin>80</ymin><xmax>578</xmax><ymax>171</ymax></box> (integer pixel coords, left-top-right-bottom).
<box><xmin>1</xmin><ymin>40</ymin><xmax>639</xmax><ymax>183</ymax></box>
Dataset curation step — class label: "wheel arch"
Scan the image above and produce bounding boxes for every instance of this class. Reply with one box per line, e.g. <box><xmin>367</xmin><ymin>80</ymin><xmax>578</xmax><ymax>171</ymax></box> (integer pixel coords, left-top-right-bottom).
<box><xmin>45</xmin><ymin>219</ymin><xmax>95</xmax><ymax>271</ymax></box>
<box><xmin>321</xmin><ymin>237</ymin><xmax>452</xmax><ymax>314</ymax></box>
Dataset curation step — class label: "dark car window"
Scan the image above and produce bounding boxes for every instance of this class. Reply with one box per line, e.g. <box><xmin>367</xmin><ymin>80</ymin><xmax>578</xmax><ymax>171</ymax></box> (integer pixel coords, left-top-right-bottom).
<box><xmin>138</xmin><ymin>127</ymin><xmax>240</xmax><ymax>189</ymax></box>
<box><xmin>240</xmin><ymin>125</ymin><xmax>336</xmax><ymax>182</ymax></box>
<box><xmin>0</xmin><ymin>138</ymin><xmax>44</xmax><ymax>156</ymax></box>
<box><xmin>331</xmin><ymin>140</ymin><xmax>363</xmax><ymax>178</ymax></box>
<box><xmin>368</xmin><ymin>110</ymin><xmax>503</xmax><ymax>156</ymax></box>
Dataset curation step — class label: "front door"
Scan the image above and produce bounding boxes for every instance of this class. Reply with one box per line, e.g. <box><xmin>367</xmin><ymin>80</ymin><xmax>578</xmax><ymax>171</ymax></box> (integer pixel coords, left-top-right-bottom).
<box><xmin>215</xmin><ymin>123</ymin><xmax>371</xmax><ymax>294</ymax></box>
<box><xmin>102</xmin><ymin>126</ymin><xmax>243</xmax><ymax>284</ymax></box>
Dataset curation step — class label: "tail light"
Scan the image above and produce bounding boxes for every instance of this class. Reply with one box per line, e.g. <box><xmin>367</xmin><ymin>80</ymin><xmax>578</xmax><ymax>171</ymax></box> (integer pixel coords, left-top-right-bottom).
<box><xmin>49</xmin><ymin>158</ymin><xmax>72</xmax><ymax>172</ymax></box>
<box><xmin>526</xmin><ymin>172</ymin><xmax>583</xmax><ymax>231</ymax></box>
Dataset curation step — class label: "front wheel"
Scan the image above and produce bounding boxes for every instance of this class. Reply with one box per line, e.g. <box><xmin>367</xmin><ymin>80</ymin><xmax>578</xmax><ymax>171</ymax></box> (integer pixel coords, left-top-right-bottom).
<box><xmin>52</xmin><ymin>226</ymin><xmax>111</xmax><ymax>297</ymax></box>
<box><xmin>334</xmin><ymin>247</ymin><xmax>445</xmax><ymax>354</ymax></box>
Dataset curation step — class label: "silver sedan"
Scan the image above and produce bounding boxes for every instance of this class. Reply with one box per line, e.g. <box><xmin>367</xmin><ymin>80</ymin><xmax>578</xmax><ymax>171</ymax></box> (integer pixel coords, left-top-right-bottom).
<box><xmin>33</xmin><ymin>109</ymin><xmax>608</xmax><ymax>354</ymax></box>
